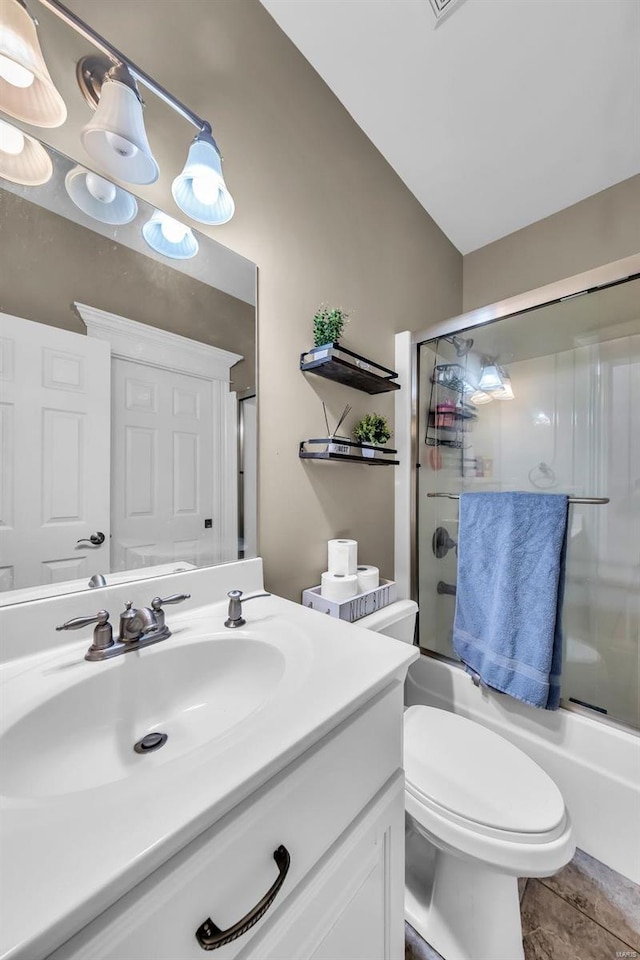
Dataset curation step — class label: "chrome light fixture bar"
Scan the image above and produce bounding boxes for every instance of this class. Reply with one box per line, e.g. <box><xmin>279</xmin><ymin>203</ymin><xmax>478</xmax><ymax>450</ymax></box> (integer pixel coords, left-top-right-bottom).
<box><xmin>37</xmin><ymin>0</ymin><xmax>204</xmax><ymax>130</ymax></box>
<box><xmin>36</xmin><ymin>0</ymin><xmax>234</xmax><ymax>221</ymax></box>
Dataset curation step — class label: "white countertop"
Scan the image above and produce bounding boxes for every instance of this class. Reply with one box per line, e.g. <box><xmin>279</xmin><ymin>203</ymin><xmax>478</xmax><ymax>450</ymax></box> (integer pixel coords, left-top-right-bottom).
<box><xmin>0</xmin><ymin>589</ymin><xmax>417</xmax><ymax>960</ymax></box>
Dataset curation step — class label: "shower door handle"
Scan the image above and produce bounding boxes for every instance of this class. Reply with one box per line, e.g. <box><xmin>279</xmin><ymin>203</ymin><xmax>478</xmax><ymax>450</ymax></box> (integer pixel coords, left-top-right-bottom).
<box><xmin>437</xmin><ymin>581</ymin><xmax>457</xmax><ymax>596</ymax></box>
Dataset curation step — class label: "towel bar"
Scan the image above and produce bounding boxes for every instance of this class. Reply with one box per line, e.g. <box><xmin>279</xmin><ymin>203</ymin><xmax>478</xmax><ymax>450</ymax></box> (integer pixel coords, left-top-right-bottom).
<box><xmin>426</xmin><ymin>493</ymin><xmax>609</xmax><ymax>505</ymax></box>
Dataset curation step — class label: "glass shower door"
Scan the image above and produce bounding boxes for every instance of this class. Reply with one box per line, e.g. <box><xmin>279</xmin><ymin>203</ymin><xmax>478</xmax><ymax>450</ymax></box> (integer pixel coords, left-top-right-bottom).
<box><xmin>416</xmin><ymin>277</ymin><xmax>640</xmax><ymax>730</ymax></box>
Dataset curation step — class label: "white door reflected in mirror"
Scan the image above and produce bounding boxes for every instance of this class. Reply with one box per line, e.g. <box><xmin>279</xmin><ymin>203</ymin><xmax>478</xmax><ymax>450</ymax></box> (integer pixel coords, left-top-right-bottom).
<box><xmin>0</xmin><ymin>313</ymin><xmax>110</xmax><ymax>592</ymax></box>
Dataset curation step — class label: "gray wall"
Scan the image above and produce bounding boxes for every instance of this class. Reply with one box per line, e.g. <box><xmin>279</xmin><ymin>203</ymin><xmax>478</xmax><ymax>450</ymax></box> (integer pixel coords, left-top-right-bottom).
<box><xmin>62</xmin><ymin>0</ymin><xmax>462</xmax><ymax>599</ymax></box>
<box><xmin>463</xmin><ymin>174</ymin><xmax>640</xmax><ymax>311</ymax></box>
<box><xmin>0</xmin><ymin>190</ymin><xmax>256</xmax><ymax>393</ymax></box>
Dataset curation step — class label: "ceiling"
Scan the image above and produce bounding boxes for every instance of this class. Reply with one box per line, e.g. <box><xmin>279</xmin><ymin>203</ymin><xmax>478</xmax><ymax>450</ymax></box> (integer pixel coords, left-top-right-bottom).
<box><xmin>260</xmin><ymin>0</ymin><xmax>640</xmax><ymax>254</ymax></box>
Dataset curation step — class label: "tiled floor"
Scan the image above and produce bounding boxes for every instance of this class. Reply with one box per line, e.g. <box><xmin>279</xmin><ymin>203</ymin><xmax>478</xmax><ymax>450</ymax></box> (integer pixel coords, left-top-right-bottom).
<box><xmin>405</xmin><ymin>920</ymin><xmax>444</xmax><ymax>960</ymax></box>
<box><xmin>405</xmin><ymin>848</ymin><xmax>640</xmax><ymax>960</ymax></box>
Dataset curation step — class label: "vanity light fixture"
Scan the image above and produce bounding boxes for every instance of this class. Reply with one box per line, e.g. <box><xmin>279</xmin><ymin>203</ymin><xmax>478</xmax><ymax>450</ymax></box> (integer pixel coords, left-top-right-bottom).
<box><xmin>142</xmin><ymin>210</ymin><xmax>199</xmax><ymax>260</ymax></box>
<box><xmin>79</xmin><ymin>57</ymin><xmax>159</xmax><ymax>185</ymax></box>
<box><xmin>0</xmin><ymin>116</ymin><xmax>52</xmax><ymax>184</ymax></box>
<box><xmin>37</xmin><ymin>0</ymin><xmax>235</xmax><ymax>219</ymax></box>
<box><xmin>172</xmin><ymin>126</ymin><xmax>235</xmax><ymax>225</ymax></box>
<box><xmin>65</xmin><ymin>164</ymin><xmax>138</xmax><ymax>224</ymax></box>
<box><xmin>0</xmin><ymin>0</ymin><xmax>67</xmax><ymax>127</ymax></box>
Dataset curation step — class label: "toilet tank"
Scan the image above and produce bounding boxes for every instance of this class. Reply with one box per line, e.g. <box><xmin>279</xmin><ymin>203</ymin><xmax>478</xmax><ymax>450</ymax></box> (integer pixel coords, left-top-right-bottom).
<box><xmin>357</xmin><ymin>600</ymin><xmax>418</xmax><ymax>644</ymax></box>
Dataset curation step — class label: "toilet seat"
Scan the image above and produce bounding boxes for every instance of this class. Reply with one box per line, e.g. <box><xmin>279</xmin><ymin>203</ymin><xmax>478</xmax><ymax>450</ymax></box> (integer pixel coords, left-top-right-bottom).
<box><xmin>403</xmin><ymin>706</ymin><xmax>574</xmax><ymax>874</ymax></box>
<box><xmin>404</xmin><ymin>705</ymin><xmax>565</xmax><ymax>837</ymax></box>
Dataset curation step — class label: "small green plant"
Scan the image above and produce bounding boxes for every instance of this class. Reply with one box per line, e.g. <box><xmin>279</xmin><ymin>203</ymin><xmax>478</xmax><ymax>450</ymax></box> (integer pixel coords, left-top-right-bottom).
<box><xmin>353</xmin><ymin>413</ymin><xmax>392</xmax><ymax>446</ymax></box>
<box><xmin>313</xmin><ymin>305</ymin><xmax>349</xmax><ymax>347</ymax></box>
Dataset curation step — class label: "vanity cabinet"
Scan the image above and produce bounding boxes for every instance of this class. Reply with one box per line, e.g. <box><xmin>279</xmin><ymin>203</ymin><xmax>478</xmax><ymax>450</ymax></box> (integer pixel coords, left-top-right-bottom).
<box><xmin>47</xmin><ymin>683</ymin><xmax>405</xmax><ymax>960</ymax></box>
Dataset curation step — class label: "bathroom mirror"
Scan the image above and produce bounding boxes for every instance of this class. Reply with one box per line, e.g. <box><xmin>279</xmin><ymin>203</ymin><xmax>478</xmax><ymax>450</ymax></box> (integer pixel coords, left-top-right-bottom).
<box><xmin>0</xmin><ymin>140</ymin><xmax>257</xmax><ymax>605</ymax></box>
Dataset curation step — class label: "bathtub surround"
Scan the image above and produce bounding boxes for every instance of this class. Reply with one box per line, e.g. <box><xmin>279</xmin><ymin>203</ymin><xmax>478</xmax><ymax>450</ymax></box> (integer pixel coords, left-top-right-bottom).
<box><xmin>453</xmin><ymin>492</ymin><xmax>568</xmax><ymax>710</ymax></box>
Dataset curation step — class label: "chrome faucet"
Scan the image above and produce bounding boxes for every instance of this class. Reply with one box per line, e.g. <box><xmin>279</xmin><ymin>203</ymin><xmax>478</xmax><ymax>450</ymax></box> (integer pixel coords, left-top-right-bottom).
<box><xmin>119</xmin><ymin>601</ymin><xmax>160</xmax><ymax>642</ymax></box>
<box><xmin>56</xmin><ymin>593</ymin><xmax>191</xmax><ymax>662</ymax></box>
<box><xmin>224</xmin><ymin>589</ymin><xmax>271</xmax><ymax>628</ymax></box>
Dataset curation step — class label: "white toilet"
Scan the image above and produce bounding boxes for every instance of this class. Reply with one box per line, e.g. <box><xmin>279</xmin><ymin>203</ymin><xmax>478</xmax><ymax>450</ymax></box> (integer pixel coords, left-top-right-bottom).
<box><xmin>359</xmin><ymin>600</ymin><xmax>575</xmax><ymax>960</ymax></box>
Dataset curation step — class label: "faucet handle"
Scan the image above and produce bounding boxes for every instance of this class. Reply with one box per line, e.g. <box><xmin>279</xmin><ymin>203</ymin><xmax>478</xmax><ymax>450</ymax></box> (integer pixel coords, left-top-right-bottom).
<box><xmin>151</xmin><ymin>593</ymin><xmax>191</xmax><ymax>611</ymax></box>
<box><xmin>150</xmin><ymin>593</ymin><xmax>191</xmax><ymax>631</ymax></box>
<box><xmin>56</xmin><ymin>610</ymin><xmax>113</xmax><ymax>653</ymax></box>
<box><xmin>56</xmin><ymin>610</ymin><xmax>110</xmax><ymax>631</ymax></box>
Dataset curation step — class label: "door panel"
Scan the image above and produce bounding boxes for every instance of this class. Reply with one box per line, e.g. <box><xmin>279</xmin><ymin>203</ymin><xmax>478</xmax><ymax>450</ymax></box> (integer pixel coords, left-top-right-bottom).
<box><xmin>111</xmin><ymin>359</ymin><xmax>217</xmax><ymax>571</ymax></box>
<box><xmin>0</xmin><ymin>313</ymin><xmax>111</xmax><ymax>591</ymax></box>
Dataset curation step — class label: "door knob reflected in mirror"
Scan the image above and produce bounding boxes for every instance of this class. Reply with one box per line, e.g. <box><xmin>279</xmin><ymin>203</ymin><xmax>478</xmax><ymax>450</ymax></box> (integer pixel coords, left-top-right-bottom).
<box><xmin>76</xmin><ymin>531</ymin><xmax>106</xmax><ymax>547</ymax></box>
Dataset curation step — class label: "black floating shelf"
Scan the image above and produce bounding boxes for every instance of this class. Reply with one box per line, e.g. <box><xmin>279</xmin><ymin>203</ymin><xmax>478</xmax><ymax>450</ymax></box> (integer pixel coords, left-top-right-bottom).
<box><xmin>299</xmin><ymin>439</ymin><xmax>399</xmax><ymax>466</ymax></box>
<box><xmin>300</xmin><ymin>343</ymin><xmax>400</xmax><ymax>395</ymax></box>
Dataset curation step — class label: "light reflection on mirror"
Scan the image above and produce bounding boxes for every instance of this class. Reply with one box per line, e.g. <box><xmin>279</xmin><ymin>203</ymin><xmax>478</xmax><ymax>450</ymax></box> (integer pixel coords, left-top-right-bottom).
<box><xmin>0</xmin><ymin>138</ymin><xmax>257</xmax><ymax>606</ymax></box>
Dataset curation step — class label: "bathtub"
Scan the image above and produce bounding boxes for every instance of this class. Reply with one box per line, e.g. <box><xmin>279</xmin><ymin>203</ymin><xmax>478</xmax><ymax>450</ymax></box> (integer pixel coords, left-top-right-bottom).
<box><xmin>405</xmin><ymin>653</ymin><xmax>640</xmax><ymax>884</ymax></box>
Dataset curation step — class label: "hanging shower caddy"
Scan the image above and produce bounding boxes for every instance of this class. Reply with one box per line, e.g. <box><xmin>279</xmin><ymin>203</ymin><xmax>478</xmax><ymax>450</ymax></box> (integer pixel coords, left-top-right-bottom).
<box><xmin>424</xmin><ymin>362</ymin><xmax>477</xmax><ymax>449</ymax></box>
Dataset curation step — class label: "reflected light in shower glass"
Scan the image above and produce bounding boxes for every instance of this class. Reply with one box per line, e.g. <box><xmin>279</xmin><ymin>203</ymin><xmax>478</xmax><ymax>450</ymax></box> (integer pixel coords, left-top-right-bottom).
<box><xmin>477</xmin><ymin>361</ymin><xmax>503</xmax><ymax>391</ymax></box>
<box><xmin>492</xmin><ymin>372</ymin><xmax>515</xmax><ymax>400</ymax></box>
<box><xmin>470</xmin><ymin>389</ymin><xmax>493</xmax><ymax>404</ymax></box>
<box><xmin>533</xmin><ymin>412</ymin><xmax>551</xmax><ymax>426</ymax></box>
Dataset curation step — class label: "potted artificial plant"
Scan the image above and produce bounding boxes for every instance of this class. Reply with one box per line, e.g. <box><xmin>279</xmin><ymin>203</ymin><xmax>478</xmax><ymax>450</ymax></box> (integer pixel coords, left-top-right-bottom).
<box><xmin>353</xmin><ymin>413</ymin><xmax>392</xmax><ymax>458</ymax></box>
<box><xmin>312</xmin><ymin>306</ymin><xmax>349</xmax><ymax>349</ymax></box>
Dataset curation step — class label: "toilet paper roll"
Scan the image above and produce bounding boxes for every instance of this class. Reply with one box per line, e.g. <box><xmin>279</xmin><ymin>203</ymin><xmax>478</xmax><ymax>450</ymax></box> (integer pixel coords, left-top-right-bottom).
<box><xmin>321</xmin><ymin>571</ymin><xmax>359</xmax><ymax>601</ymax></box>
<box><xmin>357</xmin><ymin>565</ymin><xmax>379</xmax><ymax>593</ymax></box>
<box><xmin>328</xmin><ymin>539</ymin><xmax>358</xmax><ymax>576</ymax></box>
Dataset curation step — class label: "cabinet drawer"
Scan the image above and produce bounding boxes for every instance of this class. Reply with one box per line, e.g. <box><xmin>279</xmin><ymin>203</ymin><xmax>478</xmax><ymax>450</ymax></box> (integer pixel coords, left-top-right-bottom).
<box><xmin>48</xmin><ymin>681</ymin><xmax>403</xmax><ymax>960</ymax></box>
<box><xmin>242</xmin><ymin>773</ymin><xmax>406</xmax><ymax>960</ymax></box>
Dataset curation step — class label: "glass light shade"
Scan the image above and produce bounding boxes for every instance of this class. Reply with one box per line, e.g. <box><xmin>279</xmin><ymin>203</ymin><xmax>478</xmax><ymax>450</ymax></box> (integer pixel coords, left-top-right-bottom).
<box><xmin>65</xmin><ymin>165</ymin><xmax>138</xmax><ymax>225</ymax></box>
<box><xmin>81</xmin><ymin>77</ymin><xmax>159</xmax><ymax>185</ymax></box>
<box><xmin>0</xmin><ymin>118</ymin><xmax>51</xmax><ymax>184</ymax></box>
<box><xmin>492</xmin><ymin>373</ymin><xmax>515</xmax><ymax>400</ymax></box>
<box><xmin>172</xmin><ymin>132</ymin><xmax>234</xmax><ymax>224</ymax></box>
<box><xmin>0</xmin><ymin>116</ymin><xmax>23</xmax><ymax>154</ymax></box>
<box><xmin>142</xmin><ymin>210</ymin><xmax>199</xmax><ymax>260</ymax></box>
<box><xmin>0</xmin><ymin>0</ymin><xmax>67</xmax><ymax>127</ymax></box>
<box><xmin>477</xmin><ymin>362</ymin><xmax>503</xmax><ymax>392</ymax></box>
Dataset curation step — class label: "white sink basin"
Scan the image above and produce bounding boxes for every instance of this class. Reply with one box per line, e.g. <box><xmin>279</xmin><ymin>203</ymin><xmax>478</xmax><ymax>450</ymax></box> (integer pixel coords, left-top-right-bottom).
<box><xmin>1</xmin><ymin>635</ymin><xmax>285</xmax><ymax>798</ymax></box>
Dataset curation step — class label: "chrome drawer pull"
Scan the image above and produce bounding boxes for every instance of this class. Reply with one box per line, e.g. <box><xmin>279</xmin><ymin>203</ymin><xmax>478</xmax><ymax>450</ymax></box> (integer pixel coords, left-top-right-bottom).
<box><xmin>195</xmin><ymin>845</ymin><xmax>290</xmax><ymax>951</ymax></box>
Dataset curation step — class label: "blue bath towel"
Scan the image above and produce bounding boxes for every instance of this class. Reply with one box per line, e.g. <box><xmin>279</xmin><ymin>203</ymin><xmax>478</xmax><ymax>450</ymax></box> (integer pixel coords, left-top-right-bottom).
<box><xmin>452</xmin><ymin>492</ymin><xmax>568</xmax><ymax>710</ymax></box>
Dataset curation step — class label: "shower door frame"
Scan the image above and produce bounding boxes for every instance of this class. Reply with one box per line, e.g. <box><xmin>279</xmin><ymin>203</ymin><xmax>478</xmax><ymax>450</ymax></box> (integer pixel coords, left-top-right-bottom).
<box><xmin>405</xmin><ymin>253</ymin><xmax>640</xmax><ymax>729</ymax></box>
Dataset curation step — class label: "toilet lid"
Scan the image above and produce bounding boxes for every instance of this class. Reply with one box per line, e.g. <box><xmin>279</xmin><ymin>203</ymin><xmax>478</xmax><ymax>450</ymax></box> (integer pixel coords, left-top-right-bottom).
<box><xmin>404</xmin><ymin>706</ymin><xmax>565</xmax><ymax>835</ymax></box>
